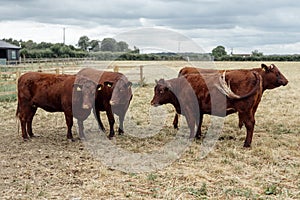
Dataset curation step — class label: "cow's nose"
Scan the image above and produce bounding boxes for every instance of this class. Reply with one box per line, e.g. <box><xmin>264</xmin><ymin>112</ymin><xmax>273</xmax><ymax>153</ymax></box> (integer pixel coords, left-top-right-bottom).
<box><xmin>82</xmin><ymin>104</ymin><xmax>90</xmax><ymax>109</ymax></box>
<box><xmin>151</xmin><ymin>101</ymin><xmax>158</xmax><ymax>107</ymax></box>
<box><xmin>110</xmin><ymin>100</ymin><xmax>115</xmax><ymax>105</ymax></box>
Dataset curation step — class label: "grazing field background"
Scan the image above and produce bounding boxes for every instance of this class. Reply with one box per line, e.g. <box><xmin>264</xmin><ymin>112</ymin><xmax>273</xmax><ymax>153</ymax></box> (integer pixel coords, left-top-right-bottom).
<box><xmin>0</xmin><ymin>61</ymin><xmax>299</xmax><ymax>199</ymax></box>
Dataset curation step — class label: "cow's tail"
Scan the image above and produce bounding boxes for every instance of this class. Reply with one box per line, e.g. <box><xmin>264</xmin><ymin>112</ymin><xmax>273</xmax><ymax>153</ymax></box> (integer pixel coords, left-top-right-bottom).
<box><xmin>16</xmin><ymin>101</ymin><xmax>20</xmax><ymax>135</ymax></box>
<box><xmin>216</xmin><ymin>71</ymin><xmax>262</xmax><ymax>99</ymax></box>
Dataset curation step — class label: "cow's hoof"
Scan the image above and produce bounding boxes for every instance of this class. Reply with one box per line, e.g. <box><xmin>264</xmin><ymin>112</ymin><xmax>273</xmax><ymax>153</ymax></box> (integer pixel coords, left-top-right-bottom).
<box><xmin>118</xmin><ymin>129</ymin><xmax>124</xmax><ymax>135</ymax></box>
<box><xmin>30</xmin><ymin>134</ymin><xmax>40</xmax><ymax>138</ymax></box>
<box><xmin>243</xmin><ymin>143</ymin><xmax>251</xmax><ymax>148</ymax></box>
<box><xmin>23</xmin><ymin>137</ymin><xmax>29</xmax><ymax>141</ymax></box>
<box><xmin>108</xmin><ymin>136</ymin><xmax>114</xmax><ymax>140</ymax></box>
<box><xmin>68</xmin><ymin>138</ymin><xmax>75</xmax><ymax>142</ymax></box>
<box><xmin>99</xmin><ymin>127</ymin><xmax>106</xmax><ymax>132</ymax></box>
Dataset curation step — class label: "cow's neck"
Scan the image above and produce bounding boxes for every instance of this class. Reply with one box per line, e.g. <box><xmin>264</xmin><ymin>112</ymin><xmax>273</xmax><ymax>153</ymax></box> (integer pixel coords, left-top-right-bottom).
<box><xmin>171</xmin><ymin>93</ymin><xmax>181</xmax><ymax>114</ymax></box>
<box><xmin>168</xmin><ymin>80</ymin><xmax>181</xmax><ymax>114</ymax></box>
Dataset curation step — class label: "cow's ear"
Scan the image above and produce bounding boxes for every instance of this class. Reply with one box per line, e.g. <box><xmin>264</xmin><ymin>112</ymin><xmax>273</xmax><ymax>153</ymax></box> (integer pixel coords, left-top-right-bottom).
<box><xmin>166</xmin><ymin>81</ymin><xmax>172</xmax><ymax>90</ymax></box>
<box><xmin>97</xmin><ymin>84</ymin><xmax>103</xmax><ymax>91</ymax></box>
<box><xmin>127</xmin><ymin>81</ymin><xmax>132</xmax><ymax>88</ymax></box>
<box><xmin>261</xmin><ymin>64</ymin><xmax>269</xmax><ymax>72</ymax></box>
<box><xmin>104</xmin><ymin>81</ymin><xmax>113</xmax><ymax>88</ymax></box>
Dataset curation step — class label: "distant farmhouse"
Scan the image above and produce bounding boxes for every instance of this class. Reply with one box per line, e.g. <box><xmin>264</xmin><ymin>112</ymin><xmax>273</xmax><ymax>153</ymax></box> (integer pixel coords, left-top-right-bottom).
<box><xmin>0</xmin><ymin>40</ymin><xmax>21</xmax><ymax>65</ymax></box>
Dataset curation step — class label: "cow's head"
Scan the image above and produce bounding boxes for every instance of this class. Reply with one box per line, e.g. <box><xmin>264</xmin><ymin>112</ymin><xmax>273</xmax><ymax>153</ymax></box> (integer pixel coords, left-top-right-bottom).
<box><xmin>109</xmin><ymin>76</ymin><xmax>132</xmax><ymax>106</ymax></box>
<box><xmin>73</xmin><ymin>77</ymin><xmax>102</xmax><ymax>110</ymax></box>
<box><xmin>261</xmin><ymin>64</ymin><xmax>288</xmax><ymax>90</ymax></box>
<box><xmin>151</xmin><ymin>79</ymin><xmax>174</xmax><ymax>107</ymax></box>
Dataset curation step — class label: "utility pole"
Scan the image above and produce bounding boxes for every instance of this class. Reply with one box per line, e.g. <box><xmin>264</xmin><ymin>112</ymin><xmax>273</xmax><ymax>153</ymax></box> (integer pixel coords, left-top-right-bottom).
<box><xmin>63</xmin><ymin>27</ymin><xmax>65</xmax><ymax>45</ymax></box>
<box><xmin>178</xmin><ymin>41</ymin><xmax>181</xmax><ymax>52</ymax></box>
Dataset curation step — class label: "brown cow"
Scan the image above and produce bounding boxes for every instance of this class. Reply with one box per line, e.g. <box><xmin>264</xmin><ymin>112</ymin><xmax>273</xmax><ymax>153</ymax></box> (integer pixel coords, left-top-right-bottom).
<box><xmin>151</xmin><ymin>64</ymin><xmax>288</xmax><ymax>147</ymax></box>
<box><xmin>16</xmin><ymin>71</ymin><xmax>101</xmax><ymax>141</ymax></box>
<box><xmin>77</xmin><ymin>68</ymin><xmax>132</xmax><ymax>139</ymax></box>
<box><xmin>172</xmin><ymin>64</ymin><xmax>289</xmax><ymax>129</ymax></box>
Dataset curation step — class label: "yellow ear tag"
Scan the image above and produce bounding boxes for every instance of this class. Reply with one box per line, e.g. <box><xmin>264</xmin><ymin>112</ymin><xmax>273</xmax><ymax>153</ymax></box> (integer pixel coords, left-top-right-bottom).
<box><xmin>107</xmin><ymin>84</ymin><xmax>112</xmax><ymax>88</ymax></box>
<box><xmin>76</xmin><ymin>86</ymin><xmax>82</xmax><ymax>91</ymax></box>
<box><xmin>98</xmin><ymin>86</ymin><xmax>102</xmax><ymax>91</ymax></box>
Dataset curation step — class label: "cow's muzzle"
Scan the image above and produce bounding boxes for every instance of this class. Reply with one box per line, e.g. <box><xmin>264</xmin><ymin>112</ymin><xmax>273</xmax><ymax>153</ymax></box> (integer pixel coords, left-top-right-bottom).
<box><xmin>151</xmin><ymin>101</ymin><xmax>160</xmax><ymax>107</ymax></box>
<box><xmin>82</xmin><ymin>104</ymin><xmax>91</xmax><ymax>109</ymax></box>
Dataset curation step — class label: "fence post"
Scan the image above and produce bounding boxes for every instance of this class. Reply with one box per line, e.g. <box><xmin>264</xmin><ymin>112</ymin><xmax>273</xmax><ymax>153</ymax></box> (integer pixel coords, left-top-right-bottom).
<box><xmin>114</xmin><ymin>66</ymin><xmax>119</xmax><ymax>72</ymax></box>
<box><xmin>139</xmin><ymin>65</ymin><xmax>144</xmax><ymax>85</ymax></box>
<box><xmin>55</xmin><ymin>68</ymin><xmax>59</xmax><ymax>74</ymax></box>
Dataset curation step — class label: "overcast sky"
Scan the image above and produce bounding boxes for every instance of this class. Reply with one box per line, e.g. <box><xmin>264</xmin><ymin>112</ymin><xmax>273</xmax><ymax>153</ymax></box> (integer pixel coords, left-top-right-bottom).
<box><xmin>0</xmin><ymin>0</ymin><xmax>300</xmax><ymax>54</ymax></box>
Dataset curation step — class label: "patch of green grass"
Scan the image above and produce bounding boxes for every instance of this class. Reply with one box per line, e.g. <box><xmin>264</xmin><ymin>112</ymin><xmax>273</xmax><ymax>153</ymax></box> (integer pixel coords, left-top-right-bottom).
<box><xmin>225</xmin><ymin>188</ymin><xmax>257</xmax><ymax>199</ymax></box>
<box><xmin>188</xmin><ymin>183</ymin><xmax>208</xmax><ymax>198</ymax></box>
<box><xmin>147</xmin><ymin>173</ymin><xmax>158</xmax><ymax>181</ymax></box>
<box><xmin>0</xmin><ymin>94</ymin><xmax>16</xmax><ymax>102</ymax></box>
<box><xmin>264</xmin><ymin>184</ymin><xmax>281</xmax><ymax>195</ymax></box>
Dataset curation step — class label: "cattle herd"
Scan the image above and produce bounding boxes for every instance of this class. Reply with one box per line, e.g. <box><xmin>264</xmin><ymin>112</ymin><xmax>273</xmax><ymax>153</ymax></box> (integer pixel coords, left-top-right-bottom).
<box><xmin>16</xmin><ymin>63</ymin><xmax>288</xmax><ymax>148</ymax></box>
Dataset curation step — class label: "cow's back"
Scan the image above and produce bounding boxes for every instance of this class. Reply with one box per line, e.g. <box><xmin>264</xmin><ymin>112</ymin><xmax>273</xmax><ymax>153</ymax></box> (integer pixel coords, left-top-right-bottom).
<box><xmin>18</xmin><ymin>72</ymin><xmax>74</xmax><ymax>112</ymax></box>
<box><xmin>179</xmin><ymin>67</ymin><xmax>220</xmax><ymax>77</ymax></box>
<box><xmin>183</xmin><ymin>70</ymin><xmax>261</xmax><ymax>116</ymax></box>
<box><xmin>78</xmin><ymin>68</ymin><xmax>123</xmax><ymax>84</ymax></box>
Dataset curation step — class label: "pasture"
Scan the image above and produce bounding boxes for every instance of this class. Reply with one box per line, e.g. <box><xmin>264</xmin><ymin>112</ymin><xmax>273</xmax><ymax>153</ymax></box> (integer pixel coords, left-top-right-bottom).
<box><xmin>0</xmin><ymin>61</ymin><xmax>299</xmax><ymax>199</ymax></box>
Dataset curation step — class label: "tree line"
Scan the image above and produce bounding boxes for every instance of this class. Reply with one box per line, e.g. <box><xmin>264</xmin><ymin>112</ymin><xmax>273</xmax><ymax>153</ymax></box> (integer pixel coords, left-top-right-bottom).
<box><xmin>211</xmin><ymin>45</ymin><xmax>300</xmax><ymax>61</ymax></box>
<box><xmin>2</xmin><ymin>37</ymin><xmax>135</xmax><ymax>59</ymax></box>
<box><xmin>2</xmin><ymin>38</ymin><xmax>300</xmax><ymax>61</ymax></box>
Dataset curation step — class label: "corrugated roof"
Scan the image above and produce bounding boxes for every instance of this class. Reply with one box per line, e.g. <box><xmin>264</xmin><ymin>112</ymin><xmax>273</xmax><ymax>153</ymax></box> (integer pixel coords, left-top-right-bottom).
<box><xmin>0</xmin><ymin>40</ymin><xmax>21</xmax><ymax>49</ymax></box>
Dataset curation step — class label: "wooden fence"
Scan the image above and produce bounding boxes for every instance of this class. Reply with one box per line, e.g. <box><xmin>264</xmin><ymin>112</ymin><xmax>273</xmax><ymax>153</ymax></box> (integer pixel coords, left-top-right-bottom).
<box><xmin>0</xmin><ymin>64</ymin><xmax>145</xmax><ymax>98</ymax></box>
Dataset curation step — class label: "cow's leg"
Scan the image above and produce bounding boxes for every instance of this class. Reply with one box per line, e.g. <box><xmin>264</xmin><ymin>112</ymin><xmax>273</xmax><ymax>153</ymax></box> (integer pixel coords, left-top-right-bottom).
<box><xmin>18</xmin><ymin>104</ymin><xmax>31</xmax><ymax>140</ymax></box>
<box><xmin>77</xmin><ymin>120</ymin><xmax>85</xmax><ymax>139</ymax></box>
<box><xmin>64</xmin><ymin>112</ymin><xmax>74</xmax><ymax>141</ymax></box>
<box><xmin>184</xmin><ymin>112</ymin><xmax>196</xmax><ymax>139</ymax></box>
<box><xmin>93</xmin><ymin>108</ymin><xmax>105</xmax><ymax>132</ymax></box>
<box><xmin>106</xmin><ymin>108</ymin><xmax>115</xmax><ymax>139</ymax></box>
<box><xmin>27</xmin><ymin>106</ymin><xmax>37</xmax><ymax>137</ymax></box>
<box><xmin>238</xmin><ymin>111</ymin><xmax>255</xmax><ymax>147</ymax></box>
<box><xmin>118</xmin><ymin>114</ymin><xmax>125</xmax><ymax>135</ymax></box>
<box><xmin>195</xmin><ymin>113</ymin><xmax>204</xmax><ymax>139</ymax></box>
<box><xmin>173</xmin><ymin>113</ymin><xmax>179</xmax><ymax>129</ymax></box>
<box><xmin>20</xmin><ymin>119</ymin><xmax>28</xmax><ymax>140</ymax></box>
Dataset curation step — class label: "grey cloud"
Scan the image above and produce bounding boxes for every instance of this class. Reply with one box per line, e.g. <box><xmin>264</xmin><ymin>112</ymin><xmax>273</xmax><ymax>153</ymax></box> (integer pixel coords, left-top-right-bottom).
<box><xmin>0</xmin><ymin>0</ymin><xmax>299</xmax><ymax>53</ymax></box>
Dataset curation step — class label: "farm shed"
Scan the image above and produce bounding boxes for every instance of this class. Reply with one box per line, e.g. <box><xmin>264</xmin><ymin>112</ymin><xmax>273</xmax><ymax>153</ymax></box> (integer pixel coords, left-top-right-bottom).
<box><xmin>0</xmin><ymin>40</ymin><xmax>21</xmax><ymax>65</ymax></box>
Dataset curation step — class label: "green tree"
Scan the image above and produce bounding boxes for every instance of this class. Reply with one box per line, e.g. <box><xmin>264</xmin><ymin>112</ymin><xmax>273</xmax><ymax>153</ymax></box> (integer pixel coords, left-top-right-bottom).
<box><xmin>36</xmin><ymin>42</ymin><xmax>52</xmax><ymax>49</ymax></box>
<box><xmin>100</xmin><ymin>38</ymin><xmax>118</xmax><ymax>52</ymax></box>
<box><xmin>2</xmin><ymin>38</ymin><xmax>20</xmax><ymax>46</ymax></box>
<box><xmin>77</xmin><ymin>36</ymin><xmax>90</xmax><ymax>51</ymax></box>
<box><xmin>252</xmin><ymin>50</ymin><xmax>263</xmax><ymax>57</ymax></box>
<box><xmin>212</xmin><ymin>45</ymin><xmax>227</xmax><ymax>59</ymax></box>
<box><xmin>117</xmin><ymin>41</ymin><xmax>129</xmax><ymax>52</ymax></box>
<box><xmin>21</xmin><ymin>40</ymin><xmax>37</xmax><ymax>49</ymax></box>
<box><xmin>89</xmin><ymin>39</ymin><xmax>100</xmax><ymax>51</ymax></box>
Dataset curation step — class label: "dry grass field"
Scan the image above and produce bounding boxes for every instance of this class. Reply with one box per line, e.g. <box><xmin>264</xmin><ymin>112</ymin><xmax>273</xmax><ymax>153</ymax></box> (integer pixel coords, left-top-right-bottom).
<box><xmin>0</xmin><ymin>61</ymin><xmax>299</xmax><ymax>199</ymax></box>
